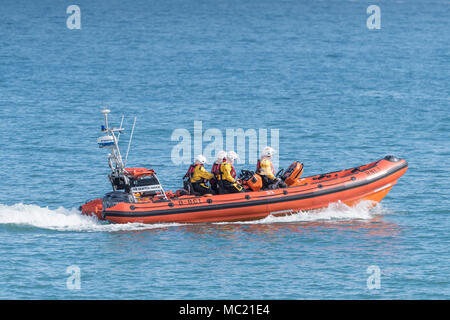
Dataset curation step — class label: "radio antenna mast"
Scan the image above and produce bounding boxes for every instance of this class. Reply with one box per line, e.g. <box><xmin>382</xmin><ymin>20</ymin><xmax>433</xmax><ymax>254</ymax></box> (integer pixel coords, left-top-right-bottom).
<box><xmin>98</xmin><ymin>109</ymin><xmax>125</xmax><ymax>172</ymax></box>
<box><xmin>117</xmin><ymin>114</ymin><xmax>125</xmax><ymax>142</ymax></box>
<box><xmin>124</xmin><ymin>117</ymin><xmax>136</xmax><ymax>167</ymax></box>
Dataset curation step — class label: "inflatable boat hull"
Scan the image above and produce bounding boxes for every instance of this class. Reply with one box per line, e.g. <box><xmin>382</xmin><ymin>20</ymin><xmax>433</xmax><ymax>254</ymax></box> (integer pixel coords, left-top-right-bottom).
<box><xmin>81</xmin><ymin>156</ymin><xmax>407</xmax><ymax>224</ymax></box>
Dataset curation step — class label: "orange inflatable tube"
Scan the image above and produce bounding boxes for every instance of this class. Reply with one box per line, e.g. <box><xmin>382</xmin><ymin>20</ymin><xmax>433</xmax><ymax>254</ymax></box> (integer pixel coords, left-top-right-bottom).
<box><xmin>80</xmin><ymin>156</ymin><xmax>407</xmax><ymax>224</ymax></box>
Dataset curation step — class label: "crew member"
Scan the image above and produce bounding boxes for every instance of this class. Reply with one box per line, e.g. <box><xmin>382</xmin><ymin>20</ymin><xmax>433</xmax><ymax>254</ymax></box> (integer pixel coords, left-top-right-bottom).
<box><xmin>187</xmin><ymin>155</ymin><xmax>215</xmax><ymax>195</ymax></box>
<box><xmin>257</xmin><ymin>146</ymin><xmax>287</xmax><ymax>189</ymax></box>
<box><xmin>216</xmin><ymin>151</ymin><xmax>243</xmax><ymax>193</ymax></box>
<box><xmin>211</xmin><ymin>150</ymin><xmax>226</xmax><ymax>194</ymax></box>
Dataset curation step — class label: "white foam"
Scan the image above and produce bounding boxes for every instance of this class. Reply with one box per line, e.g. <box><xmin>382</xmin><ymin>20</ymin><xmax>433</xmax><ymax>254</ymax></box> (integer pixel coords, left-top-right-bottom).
<box><xmin>0</xmin><ymin>201</ymin><xmax>388</xmax><ymax>232</ymax></box>
<box><xmin>215</xmin><ymin>200</ymin><xmax>388</xmax><ymax>225</ymax></box>
<box><xmin>0</xmin><ymin>203</ymin><xmax>179</xmax><ymax>232</ymax></box>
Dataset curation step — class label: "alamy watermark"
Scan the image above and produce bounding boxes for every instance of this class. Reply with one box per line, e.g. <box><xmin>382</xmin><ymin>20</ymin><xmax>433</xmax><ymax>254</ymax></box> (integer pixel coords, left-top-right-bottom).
<box><xmin>171</xmin><ymin>121</ymin><xmax>279</xmax><ymax>168</ymax></box>
<box><xmin>366</xmin><ymin>265</ymin><xmax>381</xmax><ymax>290</ymax></box>
<box><xmin>66</xmin><ymin>5</ymin><xmax>81</xmax><ymax>30</ymax></box>
<box><xmin>367</xmin><ymin>5</ymin><xmax>381</xmax><ymax>30</ymax></box>
<box><xmin>66</xmin><ymin>5</ymin><xmax>380</xmax><ymax>31</ymax></box>
<box><xmin>66</xmin><ymin>265</ymin><xmax>81</xmax><ymax>290</ymax></box>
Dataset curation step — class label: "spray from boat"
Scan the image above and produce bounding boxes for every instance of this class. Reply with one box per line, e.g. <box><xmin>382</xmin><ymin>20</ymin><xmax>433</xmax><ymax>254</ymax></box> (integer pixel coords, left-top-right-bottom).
<box><xmin>0</xmin><ymin>201</ymin><xmax>389</xmax><ymax>232</ymax></box>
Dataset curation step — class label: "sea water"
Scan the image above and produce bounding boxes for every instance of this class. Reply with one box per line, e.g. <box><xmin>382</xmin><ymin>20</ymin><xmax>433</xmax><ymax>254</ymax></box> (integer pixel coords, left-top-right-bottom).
<box><xmin>0</xmin><ymin>0</ymin><xmax>448</xmax><ymax>299</ymax></box>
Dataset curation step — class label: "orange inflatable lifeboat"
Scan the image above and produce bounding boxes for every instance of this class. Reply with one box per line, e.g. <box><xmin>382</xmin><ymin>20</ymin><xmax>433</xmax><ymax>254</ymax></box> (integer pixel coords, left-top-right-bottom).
<box><xmin>81</xmin><ymin>110</ymin><xmax>407</xmax><ymax>224</ymax></box>
<box><xmin>81</xmin><ymin>155</ymin><xmax>407</xmax><ymax>224</ymax></box>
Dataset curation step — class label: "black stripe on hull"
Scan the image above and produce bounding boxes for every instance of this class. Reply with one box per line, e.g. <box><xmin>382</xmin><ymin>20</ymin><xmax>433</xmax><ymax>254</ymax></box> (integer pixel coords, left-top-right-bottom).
<box><xmin>105</xmin><ymin>161</ymin><xmax>408</xmax><ymax>218</ymax></box>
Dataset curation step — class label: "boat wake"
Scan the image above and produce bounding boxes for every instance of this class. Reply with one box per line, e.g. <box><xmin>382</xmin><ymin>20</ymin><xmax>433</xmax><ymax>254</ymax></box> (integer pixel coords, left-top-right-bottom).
<box><xmin>233</xmin><ymin>201</ymin><xmax>388</xmax><ymax>225</ymax></box>
<box><xmin>0</xmin><ymin>201</ymin><xmax>388</xmax><ymax>232</ymax></box>
<box><xmin>0</xmin><ymin>203</ymin><xmax>177</xmax><ymax>232</ymax></box>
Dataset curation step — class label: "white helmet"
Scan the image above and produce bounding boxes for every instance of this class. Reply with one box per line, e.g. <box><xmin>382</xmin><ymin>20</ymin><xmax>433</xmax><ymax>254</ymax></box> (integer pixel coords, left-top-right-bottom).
<box><xmin>194</xmin><ymin>154</ymin><xmax>207</xmax><ymax>165</ymax></box>
<box><xmin>262</xmin><ymin>146</ymin><xmax>275</xmax><ymax>158</ymax></box>
<box><xmin>226</xmin><ymin>151</ymin><xmax>239</xmax><ymax>163</ymax></box>
<box><xmin>215</xmin><ymin>150</ymin><xmax>227</xmax><ymax>164</ymax></box>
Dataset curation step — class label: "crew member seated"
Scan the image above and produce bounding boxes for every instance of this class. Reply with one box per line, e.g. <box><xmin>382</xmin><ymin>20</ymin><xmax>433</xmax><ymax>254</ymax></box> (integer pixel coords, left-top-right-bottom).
<box><xmin>187</xmin><ymin>155</ymin><xmax>215</xmax><ymax>195</ymax></box>
<box><xmin>210</xmin><ymin>150</ymin><xmax>226</xmax><ymax>194</ymax></box>
<box><xmin>215</xmin><ymin>151</ymin><xmax>243</xmax><ymax>194</ymax></box>
<box><xmin>257</xmin><ymin>146</ymin><xmax>287</xmax><ymax>189</ymax></box>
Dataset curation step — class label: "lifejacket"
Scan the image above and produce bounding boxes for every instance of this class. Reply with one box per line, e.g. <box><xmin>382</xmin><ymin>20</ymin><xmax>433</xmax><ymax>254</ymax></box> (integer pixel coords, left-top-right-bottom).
<box><xmin>184</xmin><ymin>164</ymin><xmax>207</xmax><ymax>183</ymax></box>
<box><xmin>230</xmin><ymin>165</ymin><xmax>236</xmax><ymax>179</ymax></box>
<box><xmin>211</xmin><ymin>162</ymin><xmax>222</xmax><ymax>176</ymax></box>
<box><xmin>184</xmin><ymin>164</ymin><xmax>197</xmax><ymax>179</ymax></box>
<box><xmin>216</xmin><ymin>161</ymin><xmax>237</xmax><ymax>182</ymax></box>
<box><xmin>212</xmin><ymin>159</ymin><xmax>236</xmax><ymax>178</ymax></box>
<box><xmin>256</xmin><ymin>158</ymin><xmax>275</xmax><ymax>176</ymax></box>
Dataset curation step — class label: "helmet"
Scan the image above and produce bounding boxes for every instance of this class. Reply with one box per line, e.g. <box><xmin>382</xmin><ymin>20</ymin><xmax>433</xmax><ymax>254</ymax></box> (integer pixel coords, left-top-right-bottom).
<box><xmin>215</xmin><ymin>150</ymin><xmax>227</xmax><ymax>163</ymax></box>
<box><xmin>194</xmin><ymin>154</ymin><xmax>207</xmax><ymax>165</ymax></box>
<box><xmin>262</xmin><ymin>146</ymin><xmax>275</xmax><ymax>158</ymax></box>
<box><xmin>226</xmin><ymin>151</ymin><xmax>239</xmax><ymax>163</ymax></box>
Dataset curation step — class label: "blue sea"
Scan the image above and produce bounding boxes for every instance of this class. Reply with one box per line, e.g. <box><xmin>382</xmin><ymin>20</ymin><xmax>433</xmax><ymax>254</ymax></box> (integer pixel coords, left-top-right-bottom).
<box><xmin>0</xmin><ymin>0</ymin><xmax>448</xmax><ymax>299</ymax></box>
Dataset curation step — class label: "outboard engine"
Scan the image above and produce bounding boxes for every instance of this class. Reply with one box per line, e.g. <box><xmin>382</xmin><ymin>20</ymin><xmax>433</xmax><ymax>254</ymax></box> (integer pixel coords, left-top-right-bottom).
<box><xmin>282</xmin><ymin>161</ymin><xmax>304</xmax><ymax>186</ymax></box>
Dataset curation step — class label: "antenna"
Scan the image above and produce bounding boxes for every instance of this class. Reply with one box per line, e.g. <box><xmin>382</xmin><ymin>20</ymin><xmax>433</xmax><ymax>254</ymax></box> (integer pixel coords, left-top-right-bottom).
<box><xmin>124</xmin><ymin>116</ymin><xmax>137</xmax><ymax>167</ymax></box>
<box><xmin>97</xmin><ymin>110</ymin><xmax>167</xmax><ymax>201</ymax></box>
<box><xmin>101</xmin><ymin>109</ymin><xmax>110</xmax><ymax>130</ymax></box>
<box><xmin>98</xmin><ymin>108</ymin><xmax>125</xmax><ymax>172</ymax></box>
<box><xmin>117</xmin><ymin>114</ymin><xmax>125</xmax><ymax>142</ymax></box>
